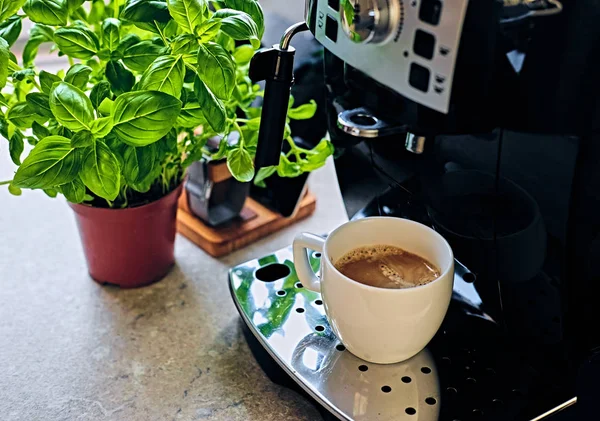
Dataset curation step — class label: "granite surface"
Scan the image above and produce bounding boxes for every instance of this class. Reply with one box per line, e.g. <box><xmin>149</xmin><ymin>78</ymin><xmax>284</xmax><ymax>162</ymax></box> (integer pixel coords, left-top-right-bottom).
<box><xmin>0</xmin><ymin>156</ymin><xmax>348</xmax><ymax>421</ymax></box>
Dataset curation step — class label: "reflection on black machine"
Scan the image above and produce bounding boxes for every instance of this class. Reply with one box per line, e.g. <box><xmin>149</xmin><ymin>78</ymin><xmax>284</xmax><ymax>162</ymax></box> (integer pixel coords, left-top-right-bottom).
<box><xmin>248</xmin><ymin>0</ymin><xmax>600</xmax><ymax>419</ymax></box>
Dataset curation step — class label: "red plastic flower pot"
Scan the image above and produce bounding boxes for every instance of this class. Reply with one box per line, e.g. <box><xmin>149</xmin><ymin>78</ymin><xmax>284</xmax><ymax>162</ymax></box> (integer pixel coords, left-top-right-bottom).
<box><xmin>69</xmin><ymin>184</ymin><xmax>183</xmax><ymax>288</ymax></box>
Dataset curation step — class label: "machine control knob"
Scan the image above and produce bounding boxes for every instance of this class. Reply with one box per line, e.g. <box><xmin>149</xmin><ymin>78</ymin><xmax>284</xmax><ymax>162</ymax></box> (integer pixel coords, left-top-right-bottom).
<box><xmin>340</xmin><ymin>0</ymin><xmax>401</xmax><ymax>44</ymax></box>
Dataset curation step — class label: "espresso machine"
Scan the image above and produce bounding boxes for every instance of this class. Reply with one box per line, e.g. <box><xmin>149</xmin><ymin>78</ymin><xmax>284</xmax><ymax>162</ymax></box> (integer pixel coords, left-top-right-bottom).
<box><xmin>229</xmin><ymin>0</ymin><xmax>600</xmax><ymax>419</ymax></box>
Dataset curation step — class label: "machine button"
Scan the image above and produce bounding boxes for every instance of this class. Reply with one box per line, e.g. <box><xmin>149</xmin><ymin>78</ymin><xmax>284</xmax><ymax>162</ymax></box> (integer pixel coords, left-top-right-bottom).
<box><xmin>328</xmin><ymin>0</ymin><xmax>339</xmax><ymax>11</ymax></box>
<box><xmin>326</xmin><ymin>15</ymin><xmax>338</xmax><ymax>42</ymax></box>
<box><xmin>419</xmin><ymin>0</ymin><xmax>442</xmax><ymax>26</ymax></box>
<box><xmin>413</xmin><ymin>29</ymin><xmax>435</xmax><ymax>60</ymax></box>
<box><xmin>409</xmin><ymin>63</ymin><xmax>430</xmax><ymax>92</ymax></box>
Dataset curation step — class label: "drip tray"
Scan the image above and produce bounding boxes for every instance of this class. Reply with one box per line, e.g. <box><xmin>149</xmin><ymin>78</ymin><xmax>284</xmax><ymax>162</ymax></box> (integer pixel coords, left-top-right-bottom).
<box><xmin>229</xmin><ymin>247</ymin><xmax>574</xmax><ymax>421</ymax></box>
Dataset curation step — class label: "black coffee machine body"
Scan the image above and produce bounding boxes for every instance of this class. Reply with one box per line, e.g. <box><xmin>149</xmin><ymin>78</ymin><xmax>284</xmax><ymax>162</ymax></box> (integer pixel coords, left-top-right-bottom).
<box><xmin>249</xmin><ymin>0</ymin><xmax>600</xmax><ymax>418</ymax></box>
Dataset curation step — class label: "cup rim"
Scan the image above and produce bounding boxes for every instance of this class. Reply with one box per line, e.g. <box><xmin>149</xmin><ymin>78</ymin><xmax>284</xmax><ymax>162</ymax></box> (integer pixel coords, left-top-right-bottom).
<box><xmin>323</xmin><ymin>217</ymin><xmax>454</xmax><ymax>293</ymax></box>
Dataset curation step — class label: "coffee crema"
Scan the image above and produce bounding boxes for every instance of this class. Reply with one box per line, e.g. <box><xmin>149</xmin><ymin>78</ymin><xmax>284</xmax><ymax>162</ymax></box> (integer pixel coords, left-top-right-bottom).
<box><xmin>334</xmin><ymin>245</ymin><xmax>440</xmax><ymax>289</ymax></box>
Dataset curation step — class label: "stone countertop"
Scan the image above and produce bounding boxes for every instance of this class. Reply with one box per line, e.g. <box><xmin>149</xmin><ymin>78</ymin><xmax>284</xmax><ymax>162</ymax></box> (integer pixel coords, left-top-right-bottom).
<box><xmin>0</xmin><ymin>157</ymin><xmax>348</xmax><ymax>421</ymax></box>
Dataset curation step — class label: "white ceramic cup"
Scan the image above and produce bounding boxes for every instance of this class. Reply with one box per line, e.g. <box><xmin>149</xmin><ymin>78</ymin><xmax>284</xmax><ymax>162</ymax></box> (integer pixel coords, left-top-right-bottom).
<box><xmin>293</xmin><ymin>217</ymin><xmax>454</xmax><ymax>364</ymax></box>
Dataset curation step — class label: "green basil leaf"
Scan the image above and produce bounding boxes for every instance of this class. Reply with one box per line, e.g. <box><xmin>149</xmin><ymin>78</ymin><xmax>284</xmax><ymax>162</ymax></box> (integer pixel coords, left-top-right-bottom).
<box><xmin>8</xmin><ymin>183</ymin><xmax>22</xmax><ymax>196</ymax></box>
<box><xmin>213</xmin><ymin>9</ymin><xmax>260</xmax><ymax>48</ymax></box>
<box><xmin>13</xmin><ymin>135</ymin><xmax>82</xmax><ymax>189</ymax></box>
<box><xmin>123</xmin><ymin>143</ymin><xmax>156</xmax><ymax>186</ymax></box>
<box><xmin>56</xmin><ymin>126</ymin><xmax>73</xmax><ymax>138</ymax></box>
<box><xmin>22</xmin><ymin>23</ymin><xmax>53</xmax><ymax>66</ymax></box>
<box><xmin>253</xmin><ymin>165</ymin><xmax>276</xmax><ymax>187</ymax></box>
<box><xmin>67</xmin><ymin>0</ymin><xmax>84</xmax><ymax>12</ymax></box>
<box><xmin>80</xmin><ymin>140</ymin><xmax>120</xmax><ymax>200</ymax></box>
<box><xmin>64</xmin><ymin>64</ymin><xmax>92</xmax><ymax>90</ymax></box>
<box><xmin>220</xmin><ymin>0</ymin><xmax>264</xmax><ymax>38</ymax></box>
<box><xmin>121</xmin><ymin>0</ymin><xmax>170</xmax><ymax>23</ymax></box>
<box><xmin>39</xmin><ymin>70</ymin><xmax>62</xmax><ymax>94</ymax></box>
<box><xmin>227</xmin><ymin>147</ymin><xmax>254</xmax><ymax>182</ymax></box>
<box><xmin>54</xmin><ymin>26</ymin><xmax>99</xmax><ymax>59</ymax></box>
<box><xmin>105</xmin><ymin>135</ymin><xmax>127</xmax><ymax>167</ymax></box>
<box><xmin>7</xmin><ymin>102</ymin><xmax>47</xmax><ymax>129</ymax></box>
<box><xmin>26</xmin><ymin>136</ymin><xmax>40</xmax><ymax>146</ymax></box>
<box><xmin>0</xmin><ymin>37</ymin><xmax>8</xmax><ymax>89</ymax></box>
<box><xmin>196</xmin><ymin>42</ymin><xmax>236</xmax><ymax>100</ymax></box>
<box><xmin>210</xmin><ymin>138</ymin><xmax>228</xmax><ymax>160</ymax></box>
<box><xmin>112</xmin><ymin>90</ymin><xmax>182</xmax><ymax>146</ymax></box>
<box><xmin>277</xmin><ymin>154</ymin><xmax>302</xmax><ymax>178</ymax></box>
<box><xmin>167</xmin><ymin>0</ymin><xmax>205</xmax><ymax>34</ymax></box>
<box><xmin>0</xmin><ymin>0</ymin><xmax>26</xmax><ymax>21</ymax></box>
<box><xmin>116</xmin><ymin>33</ymin><xmax>140</xmax><ymax>54</ymax></box>
<box><xmin>9</xmin><ymin>130</ymin><xmax>24</xmax><ymax>165</ymax></box>
<box><xmin>171</xmin><ymin>34</ymin><xmax>198</xmax><ymax>55</ymax></box>
<box><xmin>194</xmin><ymin>76</ymin><xmax>226</xmax><ymax>133</ymax></box>
<box><xmin>32</xmin><ymin>121</ymin><xmax>51</xmax><ymax>140</ymax></box>
<box><xmin>101</xmin><ymin>18</ymin><xmax>121</xmax><ymax>51</ymax></box>
<box><xmin>233</xmin><ymin>44</ymin><xmax>254</xmax><ymax>66</ymax></box>
<box><xmin>0</xmin><ymin>16</ymin><xmax>22</xmax><ymax>47</ymax></box>
<box><xmin>49</xmin><ymin>81</ymin><xmax>94</xmax><ymax>131</ymax></box>
<box><xmin>156</xmin><ymin>129</ymin><xmax>177</xmax><ymax>154</ymax></box>
<box><xmin>138</xmin><ymin>55</ymin><xmax>185</xmax><ymax>97</ymax></box>
<box><xmin>299</xmin><ymin>139</ymin><xmax>334</xmax><ymax>171</ymax></box>
<box><xmin>60</xmin><ymin>176</ymin><xmax>85</xmax><ymax>203</ymax></box>
<box><xmin>23</xmin><ymin>0</ymin><xmax>68</xmax><ymax>26</ymax></box>
<box><xmin>288</xmin><ymin>100</ymin><xmax>317</xmax><ymax>120</ymax></box>
<box><xmin>12</xmin><ymin>68</ymin><xmax>36</xmax><ymax>82</ymax></box>
<box><xmin>105</xmin><ymin>60</ymin><xmax>135</xmax><ymax>95</ymax></box>
<box><xmin>26</xmin><ymin>92</ymin><xmax>53</xmax><ymax>118</ymax></box>
<box><xmin>71</xmin><ymin>130</ymin><xmax>94</xmax><ymax>148</ymax></box>
<box><xmin>98</xmin><ymin>97</ymin><xmax>114</xmax><ymax>116</ymax></box>
<box><xmin>196</xmin><ymin>19</ymin><xmax>221</xmax><ymax>42</ymax></box>
<box><xmin>176</xmin><ymin>102</ymin><xmax>206</xmax><ymax>128</ymax></box>
<box><xmin>90</xmin><ymin>117</ymin><xmax>113</xmax><ymax>138</ymax></box>
<box><xmin>122</xmin><ymin>40</ymin><xmax>164</xmax><ymax>72</ymax></box>
<box><xmin>43</xmin><ymin>188</ymin><xmax>58</xmax><ymax>197</ymax></box>
<box><xmin>90</xmin><ymin>80</ymin><xmax>111</xmax><ymax>110</ymax></box>
<box><xmin>87</xmin><ymin>0</ymin><xmax>104</xmax><ymax>23</ymax></box>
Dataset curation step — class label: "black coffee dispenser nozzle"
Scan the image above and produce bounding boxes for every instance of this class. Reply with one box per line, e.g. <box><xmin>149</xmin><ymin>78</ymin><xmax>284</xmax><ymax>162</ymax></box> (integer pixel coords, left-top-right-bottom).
<box><xmin>249</xmin><ymin>22</ymin><xmax>309</xmax><ymax>169</ymax></box>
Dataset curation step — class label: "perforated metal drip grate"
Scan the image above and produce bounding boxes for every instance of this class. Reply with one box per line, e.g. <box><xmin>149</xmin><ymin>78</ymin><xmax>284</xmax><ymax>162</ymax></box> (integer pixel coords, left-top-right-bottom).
<box><xmin>229</xmin><ymin>247</ymin><xmax>574</xmax><ymax>421</ymax></box>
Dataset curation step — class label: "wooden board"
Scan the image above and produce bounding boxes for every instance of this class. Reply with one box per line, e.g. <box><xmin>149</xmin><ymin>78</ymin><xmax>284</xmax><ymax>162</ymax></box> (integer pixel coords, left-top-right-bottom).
<box><xmin>177</xmin><ymin>190</ymin><xmax>316</xmax><ymax>257</ymax></box>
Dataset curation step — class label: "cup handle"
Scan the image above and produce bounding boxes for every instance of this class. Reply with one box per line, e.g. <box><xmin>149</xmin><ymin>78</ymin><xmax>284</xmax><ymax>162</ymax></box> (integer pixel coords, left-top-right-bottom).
<box><xmin>293</xmin><ymin>232</ymin><xmax>325</xmax><ymax>292</ymax></box>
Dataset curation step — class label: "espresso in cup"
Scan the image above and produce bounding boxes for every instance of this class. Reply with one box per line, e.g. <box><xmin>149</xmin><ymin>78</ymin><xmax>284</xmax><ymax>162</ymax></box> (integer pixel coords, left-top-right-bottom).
<box><xmin>293</xmin><ymin>217</ymin><xmax>454</xmax><ymax>363</ymax></box>
<box><xmin>334</xmin><ymin>245</ymin><xmax>440</xmax><ymax>289</ymax></box>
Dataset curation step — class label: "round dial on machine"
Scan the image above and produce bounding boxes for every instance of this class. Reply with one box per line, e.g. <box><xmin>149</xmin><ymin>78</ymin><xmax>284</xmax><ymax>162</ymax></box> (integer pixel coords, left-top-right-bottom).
<box><xmin>340</xmin><ymin>0</ymin><xmax>403</xmax><ymax>44</ymax></box>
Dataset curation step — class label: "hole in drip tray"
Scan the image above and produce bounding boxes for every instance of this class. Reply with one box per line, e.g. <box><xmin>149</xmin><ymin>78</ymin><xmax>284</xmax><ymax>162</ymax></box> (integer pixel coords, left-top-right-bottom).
<box><xmin>405</xmin><ymin>407</ymin><xmax>416</xmax><ymax>415</ymax></box>
<box><xmin>296</xmin><ymin>308</ymin><xmax>305</xmax><ymax>313</ymax></box>
<box><xmin>295</xmin><ymin>282</ymin><xmax>303</xmax><ymax>288</ymax></box>
<box><xmin>463</xmin><ymin>272</ymin><xmax>476</xmax><ymax>283</ymax></box>
<box><xmin>442</xmin><ymin>356</ymin><xmax>451</xmax><ymax>365</ymax></box>
<box><xmin>313</xmin><ymin>252</ymin><xmax>322</xmax><ymax>258</ymax></box>
<box><xmin>512</xmin><ymin>389</ymin><xmax>523</xmax><ymax>397</ymax></box>
<box><xmin>472</xmin><ymin>409</ymin><xmax>484</xmax><ymax>417</ymax></box>
<box><xmin>492</xmin><ymin>399</ymin><xmax>504</xmax><ymax>406</ymax></box>
<box><xmin>466</xmin><ymin>377</ymin><xmax>477</xmax><ymax>384</ymax></box>
<box><xmin>485</xmin><ymin>368</ymin><xmax>496</xmax><ymax>376</ymax></box>
<box><xmin>425</xmin><ymin>397</ymin><xmax>437</xmax><ymax>405</ymax></box>
<box><xmin>358</xmin><ymin>365</ymin><xmax>368</xmax><ymax>372</ymax></box>
<box><xmin>255</xmin><ymin>263</ymin><xmax>291</xmax><ymax>282</ymax></box>
<box><xmin>336</xmin><ymin>344</ymin><xmax>346</xmax><ymax>351</ymax></box>
<box><xmin>315</xmin><ymin>325</ymin><xmax>325</xmax><ymax>332</ymax></box>
<box><xmin>421</xmin><ymin>366</ymin><xmax>432</xmax><ymax>374</ymax></box>
<box><xmin>315</xmin><ymin>299</ymin><xmax>323</xmax><ymax>305</ymax></box>
<box><xmin>446</xmin><ymin>387</ymin><xmax>458</xmax><ymax>395</ymax></box>
<box><xmin>401</xmin><ymin>376</ymin><xmax>412</xmax><ymax>383</ymax></box>
<box><xmin>276</xmin><ymin>290</ymin><xmax>286</xmax><ymax>296</ymax></box>
<box><xmin>381</xmin><ymin>385</ymin><xmax>392</xmax><ymax>393</ymax></box>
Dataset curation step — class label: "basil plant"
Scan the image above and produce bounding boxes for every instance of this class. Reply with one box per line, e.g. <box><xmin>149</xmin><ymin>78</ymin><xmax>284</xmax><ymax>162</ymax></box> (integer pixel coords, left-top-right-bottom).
<box><xmin>0</xmin><ymin>0</ymin><xmax>334</xmax><ymax>207</ymax></box>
